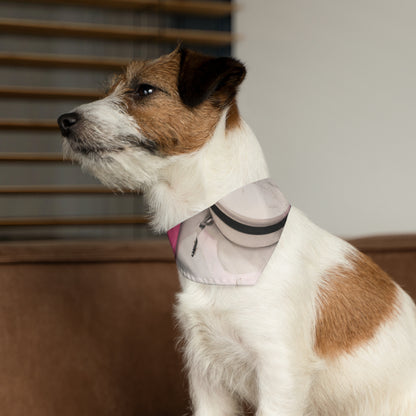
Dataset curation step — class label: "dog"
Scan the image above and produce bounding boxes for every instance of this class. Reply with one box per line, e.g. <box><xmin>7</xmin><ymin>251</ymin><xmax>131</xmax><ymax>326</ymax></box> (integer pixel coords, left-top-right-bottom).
<box><xmin>58</xmin><ymin>47</ymin><xmax>416</xmax><ymax>415</ymax></box>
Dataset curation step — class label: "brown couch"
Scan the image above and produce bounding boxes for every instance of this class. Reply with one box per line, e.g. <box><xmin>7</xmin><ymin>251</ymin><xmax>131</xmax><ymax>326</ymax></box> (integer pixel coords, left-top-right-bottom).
<box><xmin>0</xmin><ymin>236</ymin><xmax>414</xmax><ymax>416</ymax></box>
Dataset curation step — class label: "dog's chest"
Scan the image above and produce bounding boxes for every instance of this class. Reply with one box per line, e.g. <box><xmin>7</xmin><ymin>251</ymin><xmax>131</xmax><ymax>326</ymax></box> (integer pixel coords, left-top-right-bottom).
<box><xmin>176</xmin><ymin>286</ymin><xmax>258</xmax><ymax>398</ymax></box>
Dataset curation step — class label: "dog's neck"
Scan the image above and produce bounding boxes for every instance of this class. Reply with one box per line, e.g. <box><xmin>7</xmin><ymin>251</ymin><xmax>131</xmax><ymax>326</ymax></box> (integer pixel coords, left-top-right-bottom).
<box><xmin>145</xmin><ymin>113</ymin><xmax>269</xmax><ymax>233</ymax></box>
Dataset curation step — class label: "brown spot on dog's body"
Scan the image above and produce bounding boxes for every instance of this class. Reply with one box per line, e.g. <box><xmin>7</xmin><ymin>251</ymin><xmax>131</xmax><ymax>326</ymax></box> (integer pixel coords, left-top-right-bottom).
<box><xmin>108</xmin><ymin>48</ymin><xmax>245</xmax><ymax>156</ymax></box>
<box><xmin>315</xmin><ymin>251</ymin><xmax>398</xmax><ymax>358</ymax></box>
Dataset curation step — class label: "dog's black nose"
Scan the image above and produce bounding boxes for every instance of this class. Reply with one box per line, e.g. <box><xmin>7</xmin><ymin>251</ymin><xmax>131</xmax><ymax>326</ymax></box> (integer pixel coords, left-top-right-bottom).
<box><xmin>57</xmin><ymin>112</ymin><xmax>79</xmax><ymax>137</ymax></box>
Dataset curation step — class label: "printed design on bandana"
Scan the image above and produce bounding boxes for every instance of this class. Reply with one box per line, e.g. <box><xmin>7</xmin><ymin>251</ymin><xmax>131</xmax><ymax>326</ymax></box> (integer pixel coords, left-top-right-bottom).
<box><xmin>168</xmin><ymin>179</ymin><xmax>290</xmax><ymax>286</ymax></box>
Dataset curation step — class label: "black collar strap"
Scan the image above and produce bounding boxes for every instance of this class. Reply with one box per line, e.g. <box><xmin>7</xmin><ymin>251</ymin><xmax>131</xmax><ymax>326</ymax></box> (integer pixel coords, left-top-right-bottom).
<box><xmin>210</xmin><ymin>204</ymin><xmax>289</xmax><ymax>236</ymax></box>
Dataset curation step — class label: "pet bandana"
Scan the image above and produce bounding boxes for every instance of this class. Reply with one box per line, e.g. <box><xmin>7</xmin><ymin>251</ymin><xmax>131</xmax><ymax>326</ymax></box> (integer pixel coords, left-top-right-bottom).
<box><xmin>167</xmin><ymin>179</ymin><xmax>290</xmax><ymax>286</ymax></box>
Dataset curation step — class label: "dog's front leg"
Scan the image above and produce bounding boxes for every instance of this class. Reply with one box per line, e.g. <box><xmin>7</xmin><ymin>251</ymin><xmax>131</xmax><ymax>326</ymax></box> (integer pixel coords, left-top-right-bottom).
<box><xmin>189</xmin><ymin>367</ymin><xmax>240</xmax><ymax>416</ymax></box>
<box><xmin>253</xmin><ymin>343</ymin><xmax>312</xmax><ymax>416</ymax></box>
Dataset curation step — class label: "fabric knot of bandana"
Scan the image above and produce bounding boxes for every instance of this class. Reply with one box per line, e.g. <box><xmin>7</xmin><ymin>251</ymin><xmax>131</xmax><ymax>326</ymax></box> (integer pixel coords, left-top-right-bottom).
<box><xmin>167</xmin><ymin>178</ymin><xmax>290</xmax><ymax>286</ymax></box>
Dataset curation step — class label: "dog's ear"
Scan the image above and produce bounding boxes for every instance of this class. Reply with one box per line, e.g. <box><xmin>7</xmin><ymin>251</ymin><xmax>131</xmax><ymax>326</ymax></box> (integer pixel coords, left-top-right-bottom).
<box><xmin>178</xmin><ymin>48</ymin><xmax>246</xmax><ymax>108</ymax></box>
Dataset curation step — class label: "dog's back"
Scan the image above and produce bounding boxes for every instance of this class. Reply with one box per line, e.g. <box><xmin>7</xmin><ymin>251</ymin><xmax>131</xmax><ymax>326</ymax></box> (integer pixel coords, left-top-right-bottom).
<box><xmin>285</xmin><ymin>208</ymin><xmax>416</xmax><ymax>415</ymax></box>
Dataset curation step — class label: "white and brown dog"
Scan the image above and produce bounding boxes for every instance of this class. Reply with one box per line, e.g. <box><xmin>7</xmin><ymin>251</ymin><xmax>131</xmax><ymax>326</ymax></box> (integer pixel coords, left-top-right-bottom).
<box><xmin>58</xmin><ymin>48</ymin><xmax>416</xmax><ymax>415</ymax></box>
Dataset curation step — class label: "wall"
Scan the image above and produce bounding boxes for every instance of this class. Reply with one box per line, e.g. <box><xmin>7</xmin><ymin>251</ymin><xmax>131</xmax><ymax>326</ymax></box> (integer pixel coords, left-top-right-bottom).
<box><xmin>234</xmin><ymin>0</ymin><xmax>416</xmax><ymax>238</ymax></box>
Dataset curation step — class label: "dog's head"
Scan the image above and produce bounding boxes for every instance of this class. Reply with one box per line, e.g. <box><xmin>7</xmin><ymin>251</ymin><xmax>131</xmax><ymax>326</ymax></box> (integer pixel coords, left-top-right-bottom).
<box><xmin>58</xmin><ymin>47</ymin><xmax>246</xmax><ymax>191</ymax></box>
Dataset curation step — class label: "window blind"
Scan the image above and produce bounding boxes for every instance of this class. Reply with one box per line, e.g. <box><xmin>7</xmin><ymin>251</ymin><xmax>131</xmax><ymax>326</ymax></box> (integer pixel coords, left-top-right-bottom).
<box><xmin>0</xmin><ymin>0</ymin><xmax>233</xmax><ymax>240</ymax></box>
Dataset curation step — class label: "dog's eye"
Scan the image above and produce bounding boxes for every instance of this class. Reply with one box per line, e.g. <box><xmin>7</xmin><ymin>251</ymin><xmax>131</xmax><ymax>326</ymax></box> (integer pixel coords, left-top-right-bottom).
<box><xmin>134</xmin><ymin>84</ymin><xmax>156</xmax><ymax>98</ymax></box>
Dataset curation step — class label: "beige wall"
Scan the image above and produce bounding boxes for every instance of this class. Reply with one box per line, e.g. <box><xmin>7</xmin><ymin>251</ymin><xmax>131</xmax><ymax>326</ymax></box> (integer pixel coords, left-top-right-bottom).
<box><xmin>234</xmin><ymin>0</ymin><xmax>416</xmax><ymax>238</ymax></box>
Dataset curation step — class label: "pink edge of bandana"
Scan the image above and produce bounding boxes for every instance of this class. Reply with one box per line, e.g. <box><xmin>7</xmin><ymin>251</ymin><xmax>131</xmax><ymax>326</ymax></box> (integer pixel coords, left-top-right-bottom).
<box><xmin>167</xmin><ymin>224</ymin><xmax>181</xmax><ymax>256</ymax></box>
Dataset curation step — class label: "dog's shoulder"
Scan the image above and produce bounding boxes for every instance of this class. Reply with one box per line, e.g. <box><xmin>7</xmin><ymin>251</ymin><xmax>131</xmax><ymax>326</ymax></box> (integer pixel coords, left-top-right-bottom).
<box><xmin>279</xmin><ymin>207</ymin><xmax>399</xmax><ymax>359</ymax></box>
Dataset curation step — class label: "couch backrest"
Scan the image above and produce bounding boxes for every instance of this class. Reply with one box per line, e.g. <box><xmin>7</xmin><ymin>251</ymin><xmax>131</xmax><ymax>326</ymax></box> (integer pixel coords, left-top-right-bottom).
<box><xmin>0</xmin><ymin>240</ymin><xmax>187</xmax><ymax>416</ymax></box>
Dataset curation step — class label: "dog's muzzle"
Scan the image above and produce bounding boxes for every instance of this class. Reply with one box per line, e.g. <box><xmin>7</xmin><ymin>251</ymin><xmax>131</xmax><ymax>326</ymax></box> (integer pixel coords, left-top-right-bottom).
<box><xmin>57</xmin><ymin>112</ymin><xmax>80</xmax><ymax>137</ymax></box>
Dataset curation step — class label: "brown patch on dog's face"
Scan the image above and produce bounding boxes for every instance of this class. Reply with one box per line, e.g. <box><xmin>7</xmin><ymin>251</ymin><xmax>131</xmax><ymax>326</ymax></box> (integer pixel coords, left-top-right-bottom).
<box><xmin>123</xmin><ymin>52</ymin><xmax>221</xmax><ymax>155</ymax></box>
<box><xmin>315</xmin><ymin>251</ymin><xmax>398</xmax><ymax>358</ymax></box>
<box><xmin>225</xmin><ymin>99</ymin><xmax>242</xmax><ymax>130</ymax></box>
<box><xmin>109</xmin><ymin>48</ymin><xmax>246</xmax><ymax>156</ymax></box>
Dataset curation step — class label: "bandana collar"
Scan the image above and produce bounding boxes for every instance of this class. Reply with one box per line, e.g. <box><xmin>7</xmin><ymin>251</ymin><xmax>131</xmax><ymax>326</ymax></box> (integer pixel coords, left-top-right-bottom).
<box><xmin>167</xmin><ymin>178</ymin><xmax>290</xmax><ymax>286</ymax></box>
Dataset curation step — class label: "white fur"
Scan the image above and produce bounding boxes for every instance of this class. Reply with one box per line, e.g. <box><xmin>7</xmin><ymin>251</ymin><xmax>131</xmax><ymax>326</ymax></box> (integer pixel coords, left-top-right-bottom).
<box><xmin>145</xmin><ymin>114</ymin><xmax>269</xmax><ymax>232</ymax></box>
<box><xmin>64</xmin><ymin>91</ymin><xmax>416</xmax><ymax>415</ymax></box>
<box><xmin>177</xmin><ymin>206</ymin><xmax>416</xmax><ymax>416</ymax></box>
<box><xmin>158</xmin><ymin>117</ymin><xmax>415</xmax><ymax>415</ymax></box>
